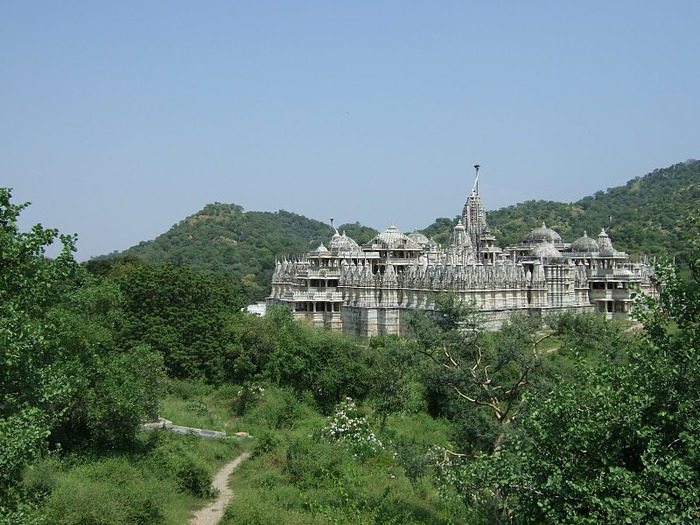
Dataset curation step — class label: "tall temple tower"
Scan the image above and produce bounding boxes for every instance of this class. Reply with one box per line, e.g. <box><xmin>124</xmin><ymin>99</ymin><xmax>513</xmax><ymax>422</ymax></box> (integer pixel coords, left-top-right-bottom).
<box><xmin>462</xmin><ymin>164</ymin><xmax>499</xmax><ymax>263</ymax></box>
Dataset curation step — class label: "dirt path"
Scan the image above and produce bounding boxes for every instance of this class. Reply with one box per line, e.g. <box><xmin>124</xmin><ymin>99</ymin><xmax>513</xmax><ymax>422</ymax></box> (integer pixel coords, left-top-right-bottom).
<box><xmin>189</xmin><ymin>452</ymin><xmax>250</xmax><ymax>525</ymax></box>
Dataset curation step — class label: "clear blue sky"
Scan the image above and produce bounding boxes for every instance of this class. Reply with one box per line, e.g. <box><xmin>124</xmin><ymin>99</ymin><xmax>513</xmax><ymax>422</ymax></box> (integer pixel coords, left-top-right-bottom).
<box><xmin>3</xmin><ymin>1</ymin><xmax>698</xmax><ymax>260</ymax></box>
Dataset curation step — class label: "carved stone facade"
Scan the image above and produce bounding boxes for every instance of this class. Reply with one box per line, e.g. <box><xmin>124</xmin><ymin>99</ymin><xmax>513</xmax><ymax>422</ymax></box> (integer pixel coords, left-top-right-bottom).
<box><xmin>268</xmin><ymin>170</ymin><xmax>655</xmax><ymax>336</ymax></box>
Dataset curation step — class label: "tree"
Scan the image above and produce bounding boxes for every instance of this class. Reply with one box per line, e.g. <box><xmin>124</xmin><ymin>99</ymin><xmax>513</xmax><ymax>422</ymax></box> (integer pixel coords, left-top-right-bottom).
<box><xmin>261</xmin><ymin>306</ymin><xmax>373</xmax><ymax>413</ymax></box>
<box><xmin>408</xmin><ymin>295</ymin><xmax>543</xmax><ymax>454</ymax></box>
<box><xmin>114</xmin><ymin>263</ymin><xmax>243</xmax><ymax>382</ymax></box>
<box><xmin>448</xmin><ymin>220</ymin><xmax>700</xmax><ymax>523</ymax></box>
<box><xmin>0</xmin><ymin>189</ymin><xmax>81</xmax><ymax>497</ymax></box>
<box><xmin>367</xmin><ymin>335</ymin><xmax>418</xmax><ymax>433</ymax></box>
<box><xmin>44</xmin><ymin>280</ymin><xmax>167</xmax><ymax>449</ymax></box>
<box><xmin>0</xmin><ymin>189</ymin><xmax>166</xmax><ymax>518</ymax></box>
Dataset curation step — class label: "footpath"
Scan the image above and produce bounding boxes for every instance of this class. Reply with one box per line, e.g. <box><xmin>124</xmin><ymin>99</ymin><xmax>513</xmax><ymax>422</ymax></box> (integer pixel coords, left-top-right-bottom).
<box><xmin>189</xmin><ymin>452</ymin><xmax>250</xmax><ymax>525</ymax></box>
<box><xmin>140</xmin><ymin>419</ymin><xmax>252</xmax><ymax>524</ymax></box>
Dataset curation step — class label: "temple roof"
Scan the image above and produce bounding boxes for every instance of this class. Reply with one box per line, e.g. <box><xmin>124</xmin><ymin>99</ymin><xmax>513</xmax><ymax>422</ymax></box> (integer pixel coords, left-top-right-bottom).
<box><xmin>571</xmin><ymin>231</ymin><xmax>599</xmax><ymax>252</ymax></box>
<box><xmin>597</xmin><ymin>228</ymin><xmax>617</xmax><ymax>254</ymax></box>
<box><xmin>366</xmin><ymin>224</ymin><xmax>422</xmax><ymax>250</ymax></box>
<box><xmin>522</xmin><ymin>222</ymin><xmax>563</xmax><ymax>244</ymax></box>
<box><xmin>407</xmin><ymin>230</ymin><xmax>438</xmax><ymax>248</ymax></box>
<box><xmin>329</xmin><ymin>230</ymin><xmax>361</xmax><ymax>253</ymax></box>
<box><xmin>531</xmin><ymin>241</ymin><xmax>562</xmax><ymax>258</ymax></box>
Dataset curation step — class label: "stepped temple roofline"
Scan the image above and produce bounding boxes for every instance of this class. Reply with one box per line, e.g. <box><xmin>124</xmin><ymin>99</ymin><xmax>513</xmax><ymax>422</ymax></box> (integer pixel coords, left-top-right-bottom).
<box><xmin>269</xmin><ymin>166</ymin><xmax>657</xmax><ymax>335</ymax></box>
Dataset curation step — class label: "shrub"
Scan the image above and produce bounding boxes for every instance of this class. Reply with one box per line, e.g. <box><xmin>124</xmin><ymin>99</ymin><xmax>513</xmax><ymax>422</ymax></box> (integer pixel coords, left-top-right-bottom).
<box><xmin>243</xmin><ymin>387</ymin><xmax>303</xmax><ymax>431</ymax></box>
<box><xmin>284</xmin><ymin>439</ymin><xmax>349</xmax><ymax>488</ymax></box>
<box><xmin>175</xmin><ymin>457</ymin><xmax>214</xmax><ymax>498</ymax></box>
<box><xmin>322</xmin><ymin>398</ymin><xmax>385</xmax><ymax>460</ymax></box>
<box><xmin>36</xmin><ymin>457</ymin><xmax>169</xmax><ymax>525</ymax></box>
<box><xmin>253</xmin><ymin>430</ymin><xmax>280</xmax><ymax>457</ymax></box>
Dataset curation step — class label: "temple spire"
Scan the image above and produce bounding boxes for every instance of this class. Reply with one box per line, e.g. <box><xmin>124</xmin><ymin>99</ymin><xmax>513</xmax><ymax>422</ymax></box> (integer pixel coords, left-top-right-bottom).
<box><xmin>472</xmin><ymin>164</ymin><xmax>481</xmax><ymax>194</ymax></box>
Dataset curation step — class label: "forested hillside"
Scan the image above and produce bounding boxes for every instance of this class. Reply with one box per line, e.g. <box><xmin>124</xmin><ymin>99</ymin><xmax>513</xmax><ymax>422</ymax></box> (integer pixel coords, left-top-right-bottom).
<box><xmin>116</xmin><ymin>203</ymin><xmax>378</xmax><ymax>298</ymax></box>
<box><xmin>424</xmin><ymin>160</ymin><xmax>700</xmax><ymax>257</ymax></box>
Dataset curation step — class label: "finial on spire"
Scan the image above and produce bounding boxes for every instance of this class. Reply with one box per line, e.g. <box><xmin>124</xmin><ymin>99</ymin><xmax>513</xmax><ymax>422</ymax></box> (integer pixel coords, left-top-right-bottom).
<box><xmin>472</xmin><ymin>164</ymin><xmax>481</xmax><ymax>194</ymax></box>
<box><xmin>330</xmin><ymin>218</ymin><xmax>335</xmax><ymax>229</ymax></box>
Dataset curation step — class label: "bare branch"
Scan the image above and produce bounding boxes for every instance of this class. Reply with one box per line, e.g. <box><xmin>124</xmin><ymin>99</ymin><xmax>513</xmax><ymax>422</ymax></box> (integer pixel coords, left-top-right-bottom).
<box><xmin>532</xmin><ymin>332</ymin><xmax>554</xmax><ymax>357</ymax></box>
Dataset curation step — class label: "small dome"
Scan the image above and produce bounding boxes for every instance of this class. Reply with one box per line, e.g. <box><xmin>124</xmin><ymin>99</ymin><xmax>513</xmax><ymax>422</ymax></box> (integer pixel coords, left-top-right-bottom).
<box><xmin>407</xmin><ymin>230</ymin><xmax>436</xmax><ymax>248</ymax></box>
<box><xmin>530</xmin><ymin>241</ymin><xmax>562</xmax><ymax>258</ymax></box>
<box><xmin>378</xmin><ymin>224</ymin><xmax>404</xmax><ymax>244</ymax></box>
<box><xmin>522</xmin><ymin>222</ymin><xmax>563</xmax><ymax>244</ymax></box>
<box><xmin>369</xmin><ymin>224</ymin><xmax>422</xmax><ymax>250</ymax></box>
<box><xmin>571</xmin><ymin>231</ymin><xmax>599</xmax><ymax>252</ymax></box>
<box><xmin>315</xmin><ymin>242</ymin><xmax>329</xmax><ymax>253</ymax></box>
<box><xmin>329</xmin><ymin>230</ymin><xmax>361</xmax><ymax>253</ymax></box>
<box><xmin>449</xmin><ymin>222</ymin><xmax>472</xmax><ymax>248</ymax></box>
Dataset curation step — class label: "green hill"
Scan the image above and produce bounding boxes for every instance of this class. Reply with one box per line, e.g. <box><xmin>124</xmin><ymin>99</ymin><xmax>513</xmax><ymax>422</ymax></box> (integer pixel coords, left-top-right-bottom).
<box><xmin>423</xmin><ymin>160</ymin><xmax>700</xmax><ymax>257</ymax></box>
<box><xmin>117</xmin><ymin>203</ymin><xmax>378</xmax><ymax>298</ymax></box>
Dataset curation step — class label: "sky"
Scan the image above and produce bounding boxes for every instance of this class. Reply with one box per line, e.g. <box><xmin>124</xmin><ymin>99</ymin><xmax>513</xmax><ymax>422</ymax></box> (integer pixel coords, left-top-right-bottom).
<box><xmin>2</xmin><ymin>1</ymin><xmax>699</xmax><ymax>261</ymax></box>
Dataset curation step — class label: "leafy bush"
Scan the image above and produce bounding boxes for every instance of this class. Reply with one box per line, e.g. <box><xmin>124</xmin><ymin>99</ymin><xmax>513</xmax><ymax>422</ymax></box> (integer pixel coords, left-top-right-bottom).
<box><xmin>175</xmin><ymin>456</ymin><xmax>214</xmax><ymax>498</ymax></box>
<box><xmin>35</xmin><ymin>457</ymin><xmax>170</xmax><ymax>525</ymax></box>
<box><xmin>253</xmin><ymin>430</ymin><xmax>280</xmax><ymax>457</ymax></box>
<box><xmin>242</xmin><ymin>387</ymin><xmax>304</xmax><ymax>431</ymax></box>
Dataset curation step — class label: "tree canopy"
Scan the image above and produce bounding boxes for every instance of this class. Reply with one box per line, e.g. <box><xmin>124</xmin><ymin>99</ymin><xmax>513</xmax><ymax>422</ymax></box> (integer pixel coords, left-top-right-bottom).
<box><xmin>437</xmin><ymin>216</ymin><xmax>700</xmax><ymax>523</ymax></box>
<box><xmin>0</xmin><ymin>190</ymin><xmax>166</xmax><ymax>517</ymax></box>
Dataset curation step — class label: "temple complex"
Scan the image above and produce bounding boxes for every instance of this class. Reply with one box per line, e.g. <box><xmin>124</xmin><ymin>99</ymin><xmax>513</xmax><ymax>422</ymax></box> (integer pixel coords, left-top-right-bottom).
<box><xmin>268</xmin><ymin>167</ymin><xmax>656</xmax><ymax>336</ymax></box>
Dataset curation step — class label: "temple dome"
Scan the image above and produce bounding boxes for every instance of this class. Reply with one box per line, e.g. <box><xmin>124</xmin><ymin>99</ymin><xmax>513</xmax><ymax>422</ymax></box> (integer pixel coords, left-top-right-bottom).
<box><xmin>571</xmin><ymin>231</ymin><xmax>599</xmax><ymax>252</ymax></box>
<box><xmin>329</xmin><ymin>230</ymin><xmax>361</xmax><ymax>253</ymax></box>
<box><xmin>378</xmin><ymin>224</ymin><xmax>404</xmax><ymax>244</ymax></box>
<box><xmin>368</xmin><ymin>224</ymin><xmax>422</xmax><ymax>250</ymax></box>
<box><xmin>531</xmin><ymin>241</ymin><xmax>562</xmax><ymax>258</ymax></box>
<box><xmin>522</xmin><ymin>222</ymin><xmax>563</xmax><ymax>244</ymax></box>
<box><xmin>407</xmin><ymin>230</ymin><xmax>437</xmax><ymax>248</ymax></box>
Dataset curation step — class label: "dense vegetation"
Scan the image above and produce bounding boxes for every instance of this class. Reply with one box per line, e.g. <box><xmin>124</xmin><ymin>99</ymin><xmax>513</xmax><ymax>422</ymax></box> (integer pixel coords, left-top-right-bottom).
<box><xmin>3</xmin><ymin>174</ymin><xmax>700</xmax><ymax>523</ymax></box>
<box><xmin>110</xmin><ymin>204</ymin><xmax>378</xmax><ymax>300</ymax></box>
<box><xmin>424</xmin><ymin>159</ymin><xmax>700</xmax><ymax>257</ymax></box>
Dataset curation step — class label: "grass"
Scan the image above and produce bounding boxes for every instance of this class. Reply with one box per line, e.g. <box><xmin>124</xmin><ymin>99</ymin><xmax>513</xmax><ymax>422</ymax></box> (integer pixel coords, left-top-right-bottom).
<box><xmin>219</xmin><ymin>386</ymin><xmax>466</xmax><ymax>524</ymax></box>
<box><xmin>21</xmin><ymin>379</ymin><xmax>468</xmax><ymax>524</ymax></box>
<box><xmin>159</xmin><ymin>379</ymin><xmax>242</xmax><ymax>432</ymax></box>
<box><xmin>22</xmin><ymin>385</ymin><xmax>247</xmax><ymax>525</ymax></box>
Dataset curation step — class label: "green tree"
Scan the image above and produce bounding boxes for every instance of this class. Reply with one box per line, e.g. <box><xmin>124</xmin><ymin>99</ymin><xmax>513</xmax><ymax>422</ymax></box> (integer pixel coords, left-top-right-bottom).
<box><xmin>261</xmin><ymin>307</ymin><xmax>373</xmax><ymax>413</ymax></box>
<box><xmin>367</xmin><ymin>335</ymin><xmax>419</xmax><ymax>433</ymax></box>
<box><xmin>114</xmin><ymin>263</ymin><xmax>243</xmax><ymax>382</ymax></box>
<box><xmin>0</xmin><ymin>189</ymin><xmax>167</xmax><ymax>519</ymax></box>
<box><xmin>449</xmin><ymin>225</ymin><xmax>700</xmax><ymax>523</ymax></box>
<box><xmin>409</xmin><ymin>296</ymin><xmax>542</xmax><ymax>454</ymax></box>
<box><xmin>42</xmin><ymin>279</ymin><xmax>166</xmax><ymax>450</ymax></box>
<box><xmin>0</xmin><ymin>189</ymin><xmax>80</xmax><ymax>497</ymax></box>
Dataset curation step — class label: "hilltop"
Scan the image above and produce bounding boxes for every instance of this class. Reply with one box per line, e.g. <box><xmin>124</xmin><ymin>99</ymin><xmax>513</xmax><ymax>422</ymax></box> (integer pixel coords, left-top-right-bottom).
<box><xmin>116</xmin><ymin>203</ymin><xmax>378</xmax><ymax>298</ymax></box>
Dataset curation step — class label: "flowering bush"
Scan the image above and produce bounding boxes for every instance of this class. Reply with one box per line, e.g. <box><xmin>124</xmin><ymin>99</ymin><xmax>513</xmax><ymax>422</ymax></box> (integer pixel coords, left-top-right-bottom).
<box><xmin>234</xmin><ymin>384</ymin><xmax>265</xmax><ymax>416</ymax></box>
<box><xmin>322</xmin><ymin>398</ymin><xmax>384</xmax><ymax>459</ymax></box>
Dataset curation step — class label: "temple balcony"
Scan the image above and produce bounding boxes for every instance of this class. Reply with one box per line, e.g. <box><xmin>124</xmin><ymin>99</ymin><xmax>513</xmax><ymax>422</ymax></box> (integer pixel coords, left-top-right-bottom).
<box><xmin>279</xmin><ymin>290</ymin><xmax>344</xmax><ymax>302</ymax></box>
